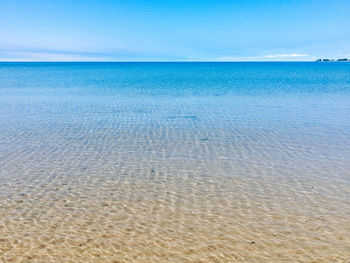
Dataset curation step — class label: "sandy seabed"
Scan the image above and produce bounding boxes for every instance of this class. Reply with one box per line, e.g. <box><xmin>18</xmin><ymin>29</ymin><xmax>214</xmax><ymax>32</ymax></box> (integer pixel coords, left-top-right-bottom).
<box><xmin>1</xmin><ymin>99</ymin><xmax>350</xmax><ymax>263</ymax></box>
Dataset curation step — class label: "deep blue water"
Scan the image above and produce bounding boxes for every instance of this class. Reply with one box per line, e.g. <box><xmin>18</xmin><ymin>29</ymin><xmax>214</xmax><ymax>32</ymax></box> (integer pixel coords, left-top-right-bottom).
<box><xmin>1</xmin><ymin>62</ymin><xmax>350</xmax><ymax>97</ymax></box>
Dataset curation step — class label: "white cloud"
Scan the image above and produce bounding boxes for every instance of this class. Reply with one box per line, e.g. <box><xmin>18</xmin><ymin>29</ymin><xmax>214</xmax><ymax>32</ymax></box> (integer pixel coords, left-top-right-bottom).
<box><xmin>204</xmin><ymin>54</ymin><xmax>311</xmax><ymax>61</ymax></box>
<box><xmin>265</xmin><ymin>54</ymin><xmax>308</xmax><ymax>58</ymax></box>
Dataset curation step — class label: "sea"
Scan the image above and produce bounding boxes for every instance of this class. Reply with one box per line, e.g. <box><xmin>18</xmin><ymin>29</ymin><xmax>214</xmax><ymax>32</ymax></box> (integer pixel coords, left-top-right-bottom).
<box><xmin>0</xmin><ymin>62</ymin><xmax>350</xmax><ymax>262</ymax></box>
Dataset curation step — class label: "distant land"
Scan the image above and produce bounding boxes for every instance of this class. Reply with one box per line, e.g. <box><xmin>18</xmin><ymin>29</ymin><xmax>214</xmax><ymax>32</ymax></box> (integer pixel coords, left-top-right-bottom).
<box><xmin>316</xmin><ymin>58</ymin><xmax>349</xmax><ymax>62</ymax></box>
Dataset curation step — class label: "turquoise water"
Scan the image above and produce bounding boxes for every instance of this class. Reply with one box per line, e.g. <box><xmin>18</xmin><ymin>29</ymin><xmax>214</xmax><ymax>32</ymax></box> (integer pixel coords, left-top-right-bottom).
<box><xmin>1</xmin><ymin>62</ymin><xmax>350</xmax><ymax>262</ymax></box>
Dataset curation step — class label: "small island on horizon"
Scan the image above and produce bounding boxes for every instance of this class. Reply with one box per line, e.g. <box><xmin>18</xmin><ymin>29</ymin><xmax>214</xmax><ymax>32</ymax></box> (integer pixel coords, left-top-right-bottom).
<box><xmin>316</xmin><ymin>58</ymin><xmax>349</xmax><ymax>62</ymax></box>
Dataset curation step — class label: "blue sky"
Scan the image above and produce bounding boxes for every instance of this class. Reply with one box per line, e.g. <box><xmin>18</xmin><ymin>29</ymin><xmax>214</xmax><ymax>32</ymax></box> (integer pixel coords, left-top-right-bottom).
<box><xmin>1</xmin><ymin>0</ymin><xmax>349</xmax><ymax>61</ymax></box>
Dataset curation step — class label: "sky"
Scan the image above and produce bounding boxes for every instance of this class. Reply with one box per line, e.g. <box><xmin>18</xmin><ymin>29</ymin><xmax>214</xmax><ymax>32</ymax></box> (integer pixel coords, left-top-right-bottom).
<box><xmin>0</xmin><ymin>0</ymin><xmax>349</xmax><ymax>61</ymax></box>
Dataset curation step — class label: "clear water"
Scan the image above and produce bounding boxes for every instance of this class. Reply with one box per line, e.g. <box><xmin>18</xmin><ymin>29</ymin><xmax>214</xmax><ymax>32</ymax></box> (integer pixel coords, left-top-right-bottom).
<box><xmin>0</xmin><ymin>62</ymin><xmax>350</xmax><ymax>262</ymax></box>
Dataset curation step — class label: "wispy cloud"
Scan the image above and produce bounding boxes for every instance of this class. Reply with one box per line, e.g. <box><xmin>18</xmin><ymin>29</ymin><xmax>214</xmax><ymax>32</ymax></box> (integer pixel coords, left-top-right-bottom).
<box><xmin>265</xmin><ymin>53</ymin><xmax>308</xmax><ymax>58</ymax></box>
<box><xmin>0</xmin><ymin>47</ymin><xmax>312</xmax><ymax>62</ymax></box>
<box><xmin>193</xmin><ymin>53</ymin><xmax>311</xmax><ymax>61</ymax></box>
<box><xmin>0</xmin><ymin>47</ymin><xmax>170</xmax><ymax>61</ymax></box>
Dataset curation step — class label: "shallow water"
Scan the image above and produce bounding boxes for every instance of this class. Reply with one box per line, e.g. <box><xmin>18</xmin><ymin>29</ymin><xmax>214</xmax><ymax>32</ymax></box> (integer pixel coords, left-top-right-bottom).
<box><xmin>0</xmin><ymin>62</ymin><xmax>350</xmax><ymax>262</ymax></box>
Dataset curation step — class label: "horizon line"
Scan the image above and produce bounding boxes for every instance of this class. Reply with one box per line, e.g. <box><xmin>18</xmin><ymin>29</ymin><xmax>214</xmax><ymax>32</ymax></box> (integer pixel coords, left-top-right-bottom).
<box><xmin>0</xmin><ymin>60</ymin><xmax>316</xmax><ymax>63</ymax></box>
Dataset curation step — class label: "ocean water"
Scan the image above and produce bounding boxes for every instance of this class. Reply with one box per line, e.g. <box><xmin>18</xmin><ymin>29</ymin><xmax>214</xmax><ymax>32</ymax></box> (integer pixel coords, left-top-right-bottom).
<box><xmin>0</xmin><ymin>62</ymin><xmax>350</xmax><ymax>262</ymax></box>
